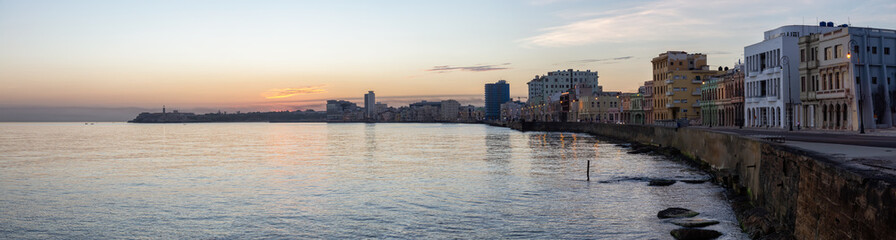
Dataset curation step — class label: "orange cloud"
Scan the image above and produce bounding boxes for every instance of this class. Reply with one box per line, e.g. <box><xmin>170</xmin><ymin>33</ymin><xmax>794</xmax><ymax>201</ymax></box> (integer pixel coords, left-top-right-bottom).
<box><xmin>262</xmin><ymin>85</ymin><xmax>327</xmax><ymax>99</ymax></box>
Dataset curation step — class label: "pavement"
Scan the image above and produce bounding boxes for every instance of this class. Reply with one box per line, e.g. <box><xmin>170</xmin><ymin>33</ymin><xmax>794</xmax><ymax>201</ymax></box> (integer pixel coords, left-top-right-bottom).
<box><xmin>695</xmin><ymin>126</ymin><xmax>896</xmax><ymax>149</ymax></box>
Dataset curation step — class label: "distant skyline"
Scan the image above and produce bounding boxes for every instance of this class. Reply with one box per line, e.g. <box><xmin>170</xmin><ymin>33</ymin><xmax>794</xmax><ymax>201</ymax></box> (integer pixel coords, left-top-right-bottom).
<box><xmin>2</xmin><ymin>0</ymin><xmax>896</xmax><ymax>120</ymax></box>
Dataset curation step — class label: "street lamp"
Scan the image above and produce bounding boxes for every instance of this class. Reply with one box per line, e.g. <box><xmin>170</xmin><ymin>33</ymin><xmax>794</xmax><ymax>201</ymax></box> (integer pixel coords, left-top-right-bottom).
<box><xmin>848</xmin><ymin>39</ymin><xmax>865</xmax><ymax>134</ymax></box>
<box><xmin>781</xmin><ymin>55</ymin><xmax>793</xmax><ymax>131</ymax></box>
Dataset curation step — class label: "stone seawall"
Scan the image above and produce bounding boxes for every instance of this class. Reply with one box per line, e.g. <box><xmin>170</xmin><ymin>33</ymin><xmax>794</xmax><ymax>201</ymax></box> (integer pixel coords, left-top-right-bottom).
<box><xmin>511</xmin><ymin>122</ymin><xmax>895</xmax><ymax>239</ymax></box>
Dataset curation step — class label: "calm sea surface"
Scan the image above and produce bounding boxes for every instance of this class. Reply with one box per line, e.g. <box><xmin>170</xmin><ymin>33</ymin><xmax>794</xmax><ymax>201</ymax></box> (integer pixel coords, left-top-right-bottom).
<box><xmin>0</xmin><ymin>122</ymin><xmax>746</xmax><ymax>239</ymax></box>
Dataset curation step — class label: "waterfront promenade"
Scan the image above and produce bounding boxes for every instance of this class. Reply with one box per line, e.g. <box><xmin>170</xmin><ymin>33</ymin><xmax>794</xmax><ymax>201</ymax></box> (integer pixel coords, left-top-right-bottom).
<box><xmin>702</xmin><ymin>127</ymin><xmax>896</xmax><ymax>149</ymax></box>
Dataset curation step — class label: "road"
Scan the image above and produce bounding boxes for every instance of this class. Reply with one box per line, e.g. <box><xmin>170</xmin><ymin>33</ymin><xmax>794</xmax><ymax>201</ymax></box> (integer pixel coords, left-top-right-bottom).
<box><xmin>702</xmin><ymin>127</ymin><xmax>896</xmax><ymax>148</ymax></box>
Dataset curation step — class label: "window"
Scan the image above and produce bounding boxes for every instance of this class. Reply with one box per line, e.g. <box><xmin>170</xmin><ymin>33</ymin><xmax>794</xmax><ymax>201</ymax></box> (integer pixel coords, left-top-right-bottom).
<box><xmin>801</xmin><ymin>49</ymin><xmax>806</xmax><ymax>62</ymax></box>
<box><xmin>872</xmin><ymin>77</ymin><xmax>877</xmax><ymax>85</ymax></box>
<box><xmin>835</xmin><ymin>45</ymin><xmax>842</xmax><ymax>58</ymax></box>
<box><xmin>824</xmin><ymin>47</ymin><xmax>832</xmax><ymax>60</ymax></box>
<box><xmin>872</xmin><ymin>47</ymin><xmax>878</xmax><ymax>54</ymax></box>
<box><xmin>801</xmin><ymin>76</ymin><xmax>806</xmax><ymax>91</ymax></box>
<box><xmin>886</xmin><ymin>48</ymin><xmax>891</xmax><ymax>55</ymax></box>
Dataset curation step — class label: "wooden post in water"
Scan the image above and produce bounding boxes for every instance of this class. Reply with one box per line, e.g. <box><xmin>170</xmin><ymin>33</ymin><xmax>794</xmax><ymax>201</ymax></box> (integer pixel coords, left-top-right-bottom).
<box><xmin>586</xmin><ymin>160</ymin><xmax>590</xmax><ymax>181</ymax></box>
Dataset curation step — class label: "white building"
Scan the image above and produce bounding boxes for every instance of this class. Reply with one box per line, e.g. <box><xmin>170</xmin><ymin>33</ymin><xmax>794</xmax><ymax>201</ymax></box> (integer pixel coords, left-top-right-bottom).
<box><xmin>744</xmin><ymin>25</ymin><xmax>838</xmax><ymax>128</ymax></box>
<box><xmin>527</xmin><ymin>69</ymin><xmax>602</xmax><ymax>106</ymax></box>
<box><xmin>364</xmin><ymin>91</ymin><xmax>375</xmax><ymax>120</ymax></box>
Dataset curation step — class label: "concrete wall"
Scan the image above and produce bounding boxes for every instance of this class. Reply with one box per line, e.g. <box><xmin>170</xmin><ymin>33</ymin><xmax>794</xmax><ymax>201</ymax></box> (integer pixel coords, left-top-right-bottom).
<box><xmin>515</xmin><ymin>122</ymin><xmax>895</xmax><ymax>239</ymax></box>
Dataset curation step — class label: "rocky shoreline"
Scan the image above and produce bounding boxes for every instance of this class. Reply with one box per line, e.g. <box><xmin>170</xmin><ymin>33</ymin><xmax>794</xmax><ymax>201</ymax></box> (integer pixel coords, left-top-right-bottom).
<box><xmin>617</xmin><ymin>141</ymin><xmax>789</xmax><ymax>239</ymax></box>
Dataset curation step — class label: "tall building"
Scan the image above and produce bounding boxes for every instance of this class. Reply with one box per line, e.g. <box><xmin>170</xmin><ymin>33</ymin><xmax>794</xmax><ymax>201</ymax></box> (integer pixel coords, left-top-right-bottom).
<box><xmin>650</xmin><ymin>51</ymin><xmax>723</xmax><ymax>122</ymax></box>
<box><xmin>745</xmin><ymin>25</ymin><xmax>838</xmax><ymax>128</ymax></box>
<box><xmin>526</xmin><ymin>69</ymin><xmax>602</xmax><ymax>106</ymax></box>
<box><xmin>485</xmin><ymin>80</ymin><xmax>510</xmax><ymax>120</ymax></box>
<box><xmin>364</xmin><ymin>91</ymin><xmax>375</xmax><ymax>120</ymax></box>
<box><xmin>798</xmin><ymin>24</ymin><xmax>896</xmax><ymax>131</ymax></box>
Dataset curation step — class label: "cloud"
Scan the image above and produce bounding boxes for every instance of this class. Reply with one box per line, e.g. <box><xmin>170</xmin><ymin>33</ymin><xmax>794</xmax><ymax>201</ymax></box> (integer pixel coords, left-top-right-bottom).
<box><xmin>426</xmin><ymin>63</ymin><xmax>511</xmax><ymax>73</ymax></box>
<box><xmin>518</xmin><ymin>0</ymin><xmax>816</xmax><ymax>47</ymax></box>
<box><xmin>568</xmin><ymin>56</ymin><xmax>634</xmax><ymax>64</ymax></box>
<box><xmin>262</xmin><ymin>85</ymin><xmax>327</xmax><ymax>99</ymax></box>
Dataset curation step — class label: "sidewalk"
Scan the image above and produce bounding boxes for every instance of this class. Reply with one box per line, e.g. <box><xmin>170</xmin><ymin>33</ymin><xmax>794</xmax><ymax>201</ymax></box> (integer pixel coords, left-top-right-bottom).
<box><xmin>692</xmin><ymin>125</ymin><xmax>896</xmax><ymax>137</ymax></box>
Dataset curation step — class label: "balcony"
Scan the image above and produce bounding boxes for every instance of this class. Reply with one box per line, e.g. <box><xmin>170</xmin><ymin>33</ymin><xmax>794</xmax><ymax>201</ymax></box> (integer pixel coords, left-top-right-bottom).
<box><xmin>692</xmin><ymin>91</ymin><xmax>701</xmax><ymax>96</ymax></box>
<box><xmin>692</xmin><ymin>103</ymin><xmax>700</xmax><ymax>107</ymax></box>
<box><xmin>666</xmin><ymin>103</ymin><xmax>674</xmax><ymax>108</ymax></box>
<box><xmin>817</xmin><ymin>89</ymin><xmax>848</xmax><ymax>99</ymax></box>
<box><xmin>692</xmin><ymin>79</ymin><xmax>702</xmax><ymax>84</ymax></box>
<box><xmin>665</xmin><ymin>79</ymin><xmax>674</xmax><ymax>84</ymax></box>
<box><xmin>666</xmin><ymin>91</ymin><xmax>674</xmax><ymax>96</ymax></box>
<box><xmin>644</xmin><ymin>92</ymin><xmax>653</xmax><ymax>97</ymax></box>
<box><xmin>800</xmin><ymin>92</ymin><xmax>816</xmax><ymax>101</ymax></box>
<box><xmin>765</xmin><ymin>96</ymin><xmax>778</xmax><ymax>102</ymax></box>
<box><xmin>799</xmin><ymin>60</ymin><xmax>819</xmax><ymax>70</ymax></box>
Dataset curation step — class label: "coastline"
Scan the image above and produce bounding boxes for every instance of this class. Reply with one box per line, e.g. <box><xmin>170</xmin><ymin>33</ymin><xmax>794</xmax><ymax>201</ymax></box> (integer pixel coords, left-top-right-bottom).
<box><xmin>490</xmin><ymin>121</ymin><xmax>896</xmax><ymax>239</ymax></box>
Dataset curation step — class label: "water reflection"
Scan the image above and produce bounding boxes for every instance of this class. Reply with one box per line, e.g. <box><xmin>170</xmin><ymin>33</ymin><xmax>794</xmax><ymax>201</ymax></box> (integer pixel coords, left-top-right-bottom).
<box><xmin>0</xmin><ymin>123</ymin><xmax>745</xmax><ymax>239</ymax></box>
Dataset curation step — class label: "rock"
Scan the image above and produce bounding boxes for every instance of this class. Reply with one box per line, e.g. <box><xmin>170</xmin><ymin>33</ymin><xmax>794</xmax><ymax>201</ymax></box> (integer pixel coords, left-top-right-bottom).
<box><xmin>657</xmin><ymin>207</ymin><xmax>699</xmax><ymax>219</ymax></box>
<box><xmin>648</xmin><ymin>179</ymin><xmax>676</xmax><ymax>186</ymax></box>
<box><xmin>681</xmin><ymin>179</ymin><xmax>707</xmax><ymax>184</ymax></box>
<box><xmin>627</xmin><ymin>148</ymin><xmax>652</xmax><ymax>154</ymax></box>
<box><xmin>670</xmin><ymin>228</ymin><xmax>722</xmax><ymax>240</ymax></box>
<box><xmin>669</xmin><ymin>218</ymin><xmax>720</xmax><ymax>227</ymax></box>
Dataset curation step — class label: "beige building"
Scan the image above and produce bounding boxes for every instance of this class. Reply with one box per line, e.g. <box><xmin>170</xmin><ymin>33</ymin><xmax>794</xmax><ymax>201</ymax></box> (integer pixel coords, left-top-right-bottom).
<box><xmin>650</xmin><ymin>51</ymin><xmax>723</xmax><ymax>123</ymax></box>
<box><xmin>798</xmin><ymin>26</ymin><xmax>896</xmax><ymax>131</ymax></box>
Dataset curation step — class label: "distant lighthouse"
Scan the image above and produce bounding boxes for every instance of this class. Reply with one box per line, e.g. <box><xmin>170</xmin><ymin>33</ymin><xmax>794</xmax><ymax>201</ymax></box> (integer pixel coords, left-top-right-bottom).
<box><xmin>163</xmin><ymin>105</ymin><xmax>166</xmax><ymax>114</ymax></box>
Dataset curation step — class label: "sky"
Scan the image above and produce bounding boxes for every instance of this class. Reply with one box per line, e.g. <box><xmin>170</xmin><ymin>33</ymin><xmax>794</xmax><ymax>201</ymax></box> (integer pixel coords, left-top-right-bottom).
<box><xmin>2</xmin><ymin>0</ymin><xmax>895</xmax><ymax>121</ymax></box>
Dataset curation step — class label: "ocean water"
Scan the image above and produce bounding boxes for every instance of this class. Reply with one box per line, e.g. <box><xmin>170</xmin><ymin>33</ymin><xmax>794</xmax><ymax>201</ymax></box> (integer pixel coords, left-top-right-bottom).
<box><xmin>0</xmin><ymin>122</ymin><xmax>746</xmax><ymax>239</ymax></box>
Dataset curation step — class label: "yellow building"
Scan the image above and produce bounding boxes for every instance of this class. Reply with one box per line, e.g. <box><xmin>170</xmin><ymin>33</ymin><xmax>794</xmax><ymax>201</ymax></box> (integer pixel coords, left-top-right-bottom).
<box><xmin>650</xmin><ymin>51</ymin><xmax>723</xmax><ymax>122</ymax></box>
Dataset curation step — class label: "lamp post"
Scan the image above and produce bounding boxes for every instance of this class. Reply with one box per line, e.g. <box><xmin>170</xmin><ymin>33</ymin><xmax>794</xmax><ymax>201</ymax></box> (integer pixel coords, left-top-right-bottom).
<box><xmin>781</xmin><ymin>55</ymin><xmax>793</xmax><ymax>131</ymax></box>
<box><xmin>848</xmin><ymin>39</ymin><xmax>865</xmax><ymax>134</ymax></box>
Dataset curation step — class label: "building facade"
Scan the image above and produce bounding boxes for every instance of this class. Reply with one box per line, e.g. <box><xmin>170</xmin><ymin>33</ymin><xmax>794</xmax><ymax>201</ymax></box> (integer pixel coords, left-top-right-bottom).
<box><xmin>621</xmin><ymin>92</ymin><xmax>646</xmax><ymax>124</ymax></box>
<box><xmin>485</xmin><ymin>80</ymin><xmax>510</xmax><ymax>120</ymax></box>
<box><xmin>650</xmin><ymin>51</ymin><xmax>722</xmax><ymax>123</ymax></box>
<box><xmin>701</xmin><ymin>63</ymin><xmax>745</xmax><ymax>127</ymax></box>
<box><xmin>364</xmin><ymin>91</ymin><xmax>376</xmax><ymax>120</ymax></box>
<box><xmin>526</xmin><ymin>69</ymin><xmax>602</xmax><ymax>106</ymax></box>
<box><xmin>799</xmin><ymin>26</ymin><xmax>896</xmax><ymax>131</ymax></box>
<box><xmin>440</xmin><ymin>100</ymin><xmax>461</xmax><ymax>122</ymax></box>
<box><xmin>744</xmin><ymin>25</ymin><xmax>838</xmax><ymax>128</ymax></box>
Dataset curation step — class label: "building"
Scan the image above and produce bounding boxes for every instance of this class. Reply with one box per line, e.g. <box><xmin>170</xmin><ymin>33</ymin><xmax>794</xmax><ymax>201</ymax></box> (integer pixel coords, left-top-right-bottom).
<box><xmin>650</xmin><ymin>51</ymin><xmax>723</xmax><ymax>124</ymax></box>
<box><xmin>526</xmin><ymin>69</ymin><xmax>602</xmax><ymax>106</ymax></box>
<box><xmin>409</xmin><ymin>100</ymin><xmax>442</xmax><ymax>122</ymax></box>
<box><xmin>571</xmin><ymin>85</ymin><xmax>598</xmax><ymax>122</ymax></box>
<box><xmin>744</xmin><ymin>25</ymin><xmax>839</xmax><ymax>128</ymax></box>
<box><xmin>326</xmin><ymin>100</ymin><xmax>362</xmax><ymax>121</ymax></box>
<box><xmin>440</xmin><ymin>100</ymin><xmax>461</xmax><ymax>122</ymax></box>
<box><xmin>364</xmin><ymin>91</ymin><xmax>376</xmax><ymax>120</ymax></box>
<box><xmin>701</xmin><ymin>63</ymin><xmax>745</xmax><ymax>127</ymax></box>
<box><xmin>643</xmin><ymin>81</ymin><xmax>654</xmax><ymax>124</ymax></box>
<box><xmin>500</xmin><ymin>101</ymin><xmax>523</xmax><ymax>122</ymax></box>
<box><xmin>798</xmin><ymin>24</ymin><xmax>896</xmax><ymax>131</ymax></box>
<box><xmin>595</xmin><ymin>92</ymin><xmax>622</xmax><ymax>123</ymax></box>
<box><xmin>621</xmin><ymin>92</ymin><xmax>646</xmax><ymax>124</ymax></box>
<box><xmin>485</xmin><ymin>80</ymin><xmax>510</xmax><ymax>120</ymax></box>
